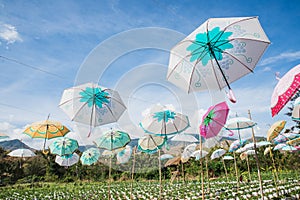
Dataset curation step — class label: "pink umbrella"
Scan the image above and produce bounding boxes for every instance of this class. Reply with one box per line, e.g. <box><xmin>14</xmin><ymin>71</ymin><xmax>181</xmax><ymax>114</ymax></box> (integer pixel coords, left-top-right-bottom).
<box><xmin>200</xmin><ymin>101</ymin><xmax>230</xmax><ymax>139</ymax></box>
<box><xmin>271</xmin><ymin>64</ymin><xmax>300</xmax><ymax>117</ymax></box>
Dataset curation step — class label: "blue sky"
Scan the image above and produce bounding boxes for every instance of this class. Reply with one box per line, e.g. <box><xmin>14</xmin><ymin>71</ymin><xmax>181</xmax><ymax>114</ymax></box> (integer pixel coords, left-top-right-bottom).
<box><xmin>1</xmin><ymin>0</ymin><xmax>300</xmax><ymax>148</ymax></box>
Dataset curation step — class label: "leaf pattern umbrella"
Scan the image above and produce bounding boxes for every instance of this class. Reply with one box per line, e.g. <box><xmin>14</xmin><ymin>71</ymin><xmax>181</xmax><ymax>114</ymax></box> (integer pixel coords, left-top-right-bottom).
<box><xmin>200</xmin><ymin>101</ymin><xmax>230</xmax><ymax>139</ymax></box>
<box><xmin>94</xmin><ymin>130</ymin><xmax>131</xmax><ymax>151</ymax></box>
<box><xmin>167</xmin><ymin>16</ymin><xmax>270</xmax><ymax>102</ymax></box>
<box><xmin>117</xmin><ymin>145</ymin><xmax>133</xmax><ymax>164</ymax></box>
<box><xmin>49</xmin><ymin>137</ymin><xmax>79</xmax><ymax>156</ymax></box>
<box><xmin>139</xmin><ymin>104</ymin><xmax>190</xmax><ymax>136</ymax></box>
<box><xmin>59</xmin><ymin>83</ymin><xmax>126</xmax><ymax>137</ymax></box>
<box><xmin>80</xmin><ymin>148</ymin><xmax>101</xmax><ymax>166</ymax></box>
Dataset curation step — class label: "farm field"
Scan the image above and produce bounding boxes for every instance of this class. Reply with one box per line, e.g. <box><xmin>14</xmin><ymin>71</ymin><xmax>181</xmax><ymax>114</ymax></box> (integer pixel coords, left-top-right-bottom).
<box><xmin>0</xmin><ymin>172</ymin><xmax>299</xmax><ymax>200</ymax></box>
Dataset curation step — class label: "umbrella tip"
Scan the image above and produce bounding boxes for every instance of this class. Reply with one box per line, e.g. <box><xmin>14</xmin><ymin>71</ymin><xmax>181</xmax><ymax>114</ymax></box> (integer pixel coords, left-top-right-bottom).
<box><xmin>227</xmin><ymin>89</ymin><xmax>237</xmax><ymax>103</ymax></box>
<box><xmin>275</xmin><ymin>72</ymin><xmax>281</xmax><ymax>80</ymax></box>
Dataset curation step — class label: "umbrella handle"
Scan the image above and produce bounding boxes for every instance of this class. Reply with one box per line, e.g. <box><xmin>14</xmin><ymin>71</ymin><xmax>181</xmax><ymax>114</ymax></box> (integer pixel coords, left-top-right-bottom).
<box><xmin>227</xmin><ymin>89</ymin><xmax>236</xmax><ymax>103</ymax></box>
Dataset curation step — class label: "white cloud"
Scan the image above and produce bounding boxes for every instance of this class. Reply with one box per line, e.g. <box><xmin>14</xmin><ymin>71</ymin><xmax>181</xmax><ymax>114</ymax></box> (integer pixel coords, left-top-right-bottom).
<box><xmin>259</xmin><ymin>51</ymin><xmax>300</xmax><ymax>66</ymax></box>
<box><xmin>0</xmin><ymin>22</ymin><xmax>22</xmax><ymax>44</ymax></box>
<box><xmin>262</xmin><ymin>66</ymin><xmax>271</xmax><ymax>72</ymax></box>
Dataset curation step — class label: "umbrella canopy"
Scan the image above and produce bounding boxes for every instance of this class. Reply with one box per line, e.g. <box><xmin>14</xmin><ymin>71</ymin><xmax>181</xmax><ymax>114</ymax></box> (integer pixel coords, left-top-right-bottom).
<box><xmin>225</xmin><ymin>117</ymin><xmax>256</xmax><ymax>130</ymax></box>
<box><xmin>273</xmin><ymin>133</ymin><xmax>300</xmax><ymax>144</ymax></box>
<box><xmin>59</xmin><ymin>83</ymin><xmax>126</xmax><ymax>136</ymax></box>
<box><xmin>102</xmin><ymin>147</ymin><xmax>126</xmax><ymax>157</ymax></box>
<box><xmin>117</xmin><ymin>145</ymin><xmax>132</xmax><ymax>164</ymax></box>
<box><xmin>49</xmin><ymin>137</ymin><xmax>78</xmax><ymax>156</ymax></box>
<box><xmin>80</xmin><ymin>148</ymin><xmax>101</xmax><ymax>166</ymax></box>
<box><xmin>191</xmin><ymin>150</ymin><xmax>209</xmax><ymax>160</ymax></box>
<box><xmin>138</xmin><ymin>135</ymin><xmax>166</xmax><ymax>154</ymax></box>
<box><xmin>55</xmin><ymin>153</ymin><xmax>79</xmax><ymax>167</ymax></box>
<box><xmin>95</xmin><ymin>130</ymin><xmax>131</xmax><ymax>151</ymax></box>
<box><xmin>236</xmin><ymin>147</ymin><xmax>247</xmax><ymax>153</ymax></box>
<box><xmin>181</xmin><ymin>143</ymin><xmax>197</xmax><ymax>162</ymax></box>
<box><xmin>286</xmin><ymin>137</ymin><xmax>300</xmax><ymax>146</ymax></box>
<box><xmin>292</xmin><ymin>97</ymin><xmax>300</xmax><ymax>120</ymax></box>
<box><xmin>200</xmin><ymin>101</ymin><xmax>230</xmax><ymax>139</ymax></box>
<box><xmin>8</xmin><ymin>148</ymin><xmax>36</xmax><ymax>158</ymax></box>
<box><xmin>246</xmin><ymin>150</ymin><xmax>255</xmax><ymax>155</ymax></box>
<box><xmin>23</xmin><ymin>120</ymin><xmax>70</xmax><ymax>139</ymax></box>
<box><xmin>273</xmin><ymin>143</ymin><xmax>296</xmax><ymax>151</ymax></box>
<box><xmin>223</xmin><ymin>155</ymin><xmax>234</xmax><ymax>160</ymax></box>
<box><xmin>256</xmin><ymin>141</ymin><xmax>272</xmax><ymax>147</ymax></box>
<box><xmin>140</xmin><ymin>104</ymin><xmax>190</xmax><ymax>136</ymax></box>
<box><xmin>167</xmin><ymin>16</ymin><xmax>270</xmax><ymax>103</ymax></box>
<box><xmin>267</xmin><ymin>120</ymin><xmax>286</xmax><ymax>142</ymax></box>
<box><xmin>240</xmin><ymin>152</ymin><xmax>247</xmax><ymax>160</ymax></box>
<box><xmin>264</xmin><ymin>146</ymin><xmax>272</xmax><ymax>155</ymax></box>
<box><xmin>229</xmin><ymin>139</ymin><xmax>247</xmax><ymax>152</ymax></box>
<box><xmin>170</xmin><ymin>133</ymin><xmax>198</xmax><ymax>143</ymax></box>
<box><xmin>0</xmin><ymin>133</ymin><xmax>9</xmax><ymax>140</ymax></box>
<box><xmin>211</xmin><ymin>149</ymin><xmax>226</xmax><ymax>160</ymax></box>
<box><xmin>271</xmin><ymin>64</ymin><xmax>300</xmax><ymax>117</ymax></box>
<box><xmin>159</xmin><ymin>154</ymin><xmax>174</xmax><ymax>161</ymax></box>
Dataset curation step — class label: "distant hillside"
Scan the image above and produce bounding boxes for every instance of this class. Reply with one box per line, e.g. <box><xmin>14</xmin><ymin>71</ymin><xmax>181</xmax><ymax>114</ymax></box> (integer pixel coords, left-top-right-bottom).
<box><xmin>0</xmin><ymin>139</ymin><xmax>33</xmax><ymax>151</ymax></box>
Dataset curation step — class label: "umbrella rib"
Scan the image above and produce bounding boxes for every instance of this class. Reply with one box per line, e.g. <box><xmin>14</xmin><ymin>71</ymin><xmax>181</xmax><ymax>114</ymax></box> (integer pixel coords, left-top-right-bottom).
<box><xmin>222</xmin><ymin>16</ymin><xmax>258</xmax><ymax>33</ymax></box>
<box><xmin>222</xmin><ymin>51</ymin><xmax>254</xmax><ymax>73</ymax></box>
<box><xmin>229</xmin><ymin>37</ymin><xmax>270</xmax><ymax>44</ymax></box>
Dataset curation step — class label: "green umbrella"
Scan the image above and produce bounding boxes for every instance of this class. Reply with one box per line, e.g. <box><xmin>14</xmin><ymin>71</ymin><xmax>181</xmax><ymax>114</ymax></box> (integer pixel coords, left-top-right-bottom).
<box><xmin>80</xmin><ymin>148</ymin><xmax>100</xmax><ymax>166</ymax></box>
<box><xmin>49</xmin><ymin>137</ymin><xmax>79</xmax><ymax>156</ymax></box>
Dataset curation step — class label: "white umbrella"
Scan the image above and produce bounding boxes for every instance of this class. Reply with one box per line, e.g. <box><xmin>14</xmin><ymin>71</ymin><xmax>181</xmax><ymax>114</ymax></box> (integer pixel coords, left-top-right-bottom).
<box><xmin>223</xmin><ymin>155</ymin><xmax>234</xmax><ymax>160</ymax></box>
<box><xmin>170</xmin><ymin>133</ymin><xmax>198</xmax><ymax>143</ymax></box>
<box><xmin>181</xmin><ymin>143</ymin><xmax>197</xmax><ymax>163</ymax></box>
<box><xmin>191</xmin><ymin>150</ymin><xmax>208</xmax><ymax>160</ymax></box>
<box><xmin>59</xmin><ymin>83</ymin><xmax>126</xmax><ymax>137</ymax></box>
<box><xmin>55</xmin><ymin>153</ymin><xmax>79</xmax><ymax>167</ymax></box>
<box><xmin>8</xmin><ymin>148</ymin><xmax>36</xmax><ymax>158</ymax></box>
<box><xmin>211</xmin><ymin>149</ymin><xmax>226</xmax><ymax>160</ymax></box>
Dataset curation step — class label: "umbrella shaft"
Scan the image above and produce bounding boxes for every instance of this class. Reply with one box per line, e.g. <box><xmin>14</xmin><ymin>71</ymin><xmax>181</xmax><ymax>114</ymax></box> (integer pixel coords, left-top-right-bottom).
<box><xmin>208</xmin><ymin>45</ymin><xmax>231</xmax><ymax>90</ymax></box>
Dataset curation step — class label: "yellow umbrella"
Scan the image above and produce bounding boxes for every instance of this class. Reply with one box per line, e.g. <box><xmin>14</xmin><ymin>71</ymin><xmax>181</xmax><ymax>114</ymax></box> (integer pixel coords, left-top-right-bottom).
<box><xmin>267</xmin><ymin>120</ymin><xmax>286</xmax><ymax>141</ymax></box>
<box><xmin>23</xmin><ymin>120</ymin><xmax>70</xmax><ymax>153</ymax></box>
<box><xmin>286</xmin><ymin>137</ymin><xmax>300</xmax><ymax>146</ymax></box>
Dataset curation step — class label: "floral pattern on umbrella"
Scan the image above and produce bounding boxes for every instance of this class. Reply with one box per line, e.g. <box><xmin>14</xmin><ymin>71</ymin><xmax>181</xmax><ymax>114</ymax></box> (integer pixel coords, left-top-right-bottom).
<box><xmin>80</xmin><ymin>148</ymin><xmax>101</xmax><ymax>166</ymax></box>
<box><xmin>200</xmin><ymin>101</ymin><xmax>229</xmax><ymax>139</ymax></box>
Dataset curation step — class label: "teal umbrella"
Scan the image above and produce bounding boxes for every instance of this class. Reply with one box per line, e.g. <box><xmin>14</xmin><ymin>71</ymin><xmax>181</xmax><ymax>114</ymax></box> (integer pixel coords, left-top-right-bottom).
<box><xmin>95</xmin><ymin>129</ymin><xmax>131</xmax><ymax>200</ymax></box>
<box><xmin>49</xmin><ymin>137</ymin><xmax>79</xmax><ymax>156</ymax></box>
<box><xmin>80</xmin><ymin>148</ymin><xmax>100</xmax><ymax>166</ymax></box>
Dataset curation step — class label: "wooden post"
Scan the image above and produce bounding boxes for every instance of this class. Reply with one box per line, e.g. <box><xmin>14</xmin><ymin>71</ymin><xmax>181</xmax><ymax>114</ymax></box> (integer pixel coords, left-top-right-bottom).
<box><xmin>158</xmin><ymin>149</ymin><xmax>162</xmax><ymax>200</ymax></box>
<box><xmin>246</xmin><ymin>155</ymin><xmax>252</xmax><ymax>181</ymax></box>
<box><xmin>222</xmin><ymin>158</ymin><xmax>228</xmax><ymax>181</ymax></box>
<box><xmin>233</xmin><ymin>152</ymin><xmax>239</xmax><ymax>190</ymax></box>
<box><xmin>130</xmin><ymin>146</ymin><xmax>137</xmax><ymax>200</ymax></box>
<box><xmin>205</xmin><ymin>157</ymin><xmax>210</xmax><ymax>193</ymax></box>
<box><xmin>269</xmin><ymin>145</ymin><xmax>279</xmax><ymax>195</ymax></box>
<box><xmin>200</xmin><ymin>136</ymin><xmax>205</xmax><ymax>200</ymax></box>
<box><xmin>248</xmin><ymin>110</ymin><xmax>264</xmax><ymax>199</ymax></box>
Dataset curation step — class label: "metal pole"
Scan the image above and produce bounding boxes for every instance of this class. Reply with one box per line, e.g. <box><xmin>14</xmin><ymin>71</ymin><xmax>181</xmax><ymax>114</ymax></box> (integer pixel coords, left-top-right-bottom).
<box><xmin>248</xmin><ymin>110</ymin><xmax>264</xmax><ymax>199</ymax></box>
